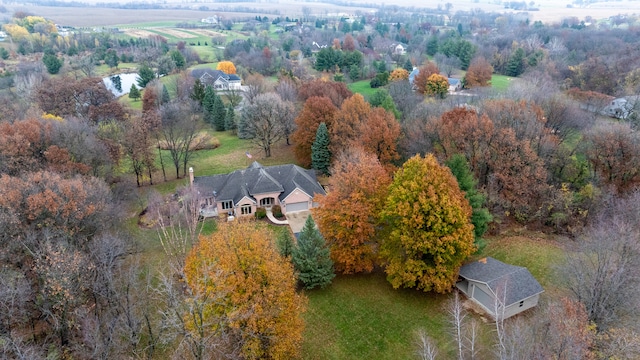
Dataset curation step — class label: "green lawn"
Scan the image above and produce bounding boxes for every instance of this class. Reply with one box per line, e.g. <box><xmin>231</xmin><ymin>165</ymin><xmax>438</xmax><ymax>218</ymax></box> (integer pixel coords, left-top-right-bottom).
<box><xmin>347</xmin><ymin>80</ymin><xmax>377</xmax><ymax>98</ymax></box>
<box><xmin>490</xmin><ymin>74</ymin><xmax>514</xmax><ymax>92</ymax></box>
<box><xmin>302</xmin><ymin>233</ymin><xmax>567</xmax><ymax>359</ymax></box>
<box><xmin>120</xmin><ymin>93</ymin><xmax>142</xmax><ymax>110</ymax></box>
<box><xmin>479</xmin><ymin>232</ymin><xmax>566</xmax><ymax>290</ymax></box>
<box><xmin>191</xmin><ymin>46</ymin><xmax>219</xmax><ymax>62</ymax></box>
<box><xmin>303</xmin><ymin>273</ymin><xmax>454</xmax><ymax>359</ymax></box>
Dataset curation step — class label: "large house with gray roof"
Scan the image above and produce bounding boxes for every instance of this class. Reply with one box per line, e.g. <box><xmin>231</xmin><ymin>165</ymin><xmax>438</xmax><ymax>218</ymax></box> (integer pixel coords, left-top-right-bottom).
<box><xmin>456</xmin><ymin>257</ymin><xmax>544</xmax><ymax>319</ymax></box>
<box><xmin>190</xmin><ymin>162</ymin><xmax>326</xmax><ymax>218</ymax></box>
<box><xmin>191</xmin><ymin>68</ymin><xmax>242</xmax><ymax>91</ymax></box>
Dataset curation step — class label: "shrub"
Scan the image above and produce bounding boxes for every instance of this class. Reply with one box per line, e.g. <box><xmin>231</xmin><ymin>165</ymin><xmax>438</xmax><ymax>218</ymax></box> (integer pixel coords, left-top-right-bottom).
<box><xmin>272</xmin><ymin>205</ymin><xmax>283</xmax><ymax>218</ymax></box>
<box><xmin>256</xmin><ymin>207</ymin><xmax>267</xmax><ymax>219</ymax></box>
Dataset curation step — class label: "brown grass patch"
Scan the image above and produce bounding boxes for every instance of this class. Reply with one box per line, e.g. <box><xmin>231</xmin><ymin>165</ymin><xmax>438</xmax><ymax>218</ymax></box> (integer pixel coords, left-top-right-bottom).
<box><xmin>158</xmin><ymin>132</ymin><xmax>220</xmax><ymax>151</ymax></box>
<box><xmin>154</xmin><ymin>28</ymin><xmax>197</xmax><ymax>39</ymax></box>
<box><xmin>123</xmin><ymin>29</ymin><xmax>157</xmax><ymax>38</ymax></box>
<box><xmin>185</xmin><ymin>29</ymin><xmax>227</xmax><ymax>38</ymax></box>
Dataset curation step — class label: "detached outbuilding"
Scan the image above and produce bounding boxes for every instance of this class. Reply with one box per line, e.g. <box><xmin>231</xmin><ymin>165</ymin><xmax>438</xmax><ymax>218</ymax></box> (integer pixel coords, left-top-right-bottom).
<box><xmin>456</xmin><ymin>257</ymin><xmax>543</xmax><ymax>319</ymax></box>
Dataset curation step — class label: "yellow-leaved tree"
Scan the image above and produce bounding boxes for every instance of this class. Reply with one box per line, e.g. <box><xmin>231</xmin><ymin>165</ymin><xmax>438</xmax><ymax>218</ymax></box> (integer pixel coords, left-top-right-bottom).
<box><xmin>216</xmin><ymin>61</ymin><xmax>237</xmax><ymax>74</ymax></box>
<box><xmin>380</xmin><ymin>154</ymin><xmax>475</xmax><ymax>293</ymax></box>
<box><xmin>184</xmin><ymin>222</ymin><xmax>306</xmax><ymax>359</ymax></box>
<box><xmin>425</xmin><ymin>73</ymin><xmax>449</xmax><ymax>99</ymax></box>
<box><xmin>389</xmin><ymin>68</ymin><xmax>409</xmax><ymax>81</ymax></box>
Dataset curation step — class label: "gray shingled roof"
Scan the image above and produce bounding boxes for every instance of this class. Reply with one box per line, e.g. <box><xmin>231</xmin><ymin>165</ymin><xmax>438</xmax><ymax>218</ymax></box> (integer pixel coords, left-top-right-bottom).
<box><xmin>193</xmin><ymin>162</ymin><xmax>325</xmax><ymax>205</ymax></box>
<box><xmin>458</xmin><ymin>257</ymin><xmax>543</xmax><ymax>307</ymax></box>
<box><xmin>191</xmin><ymin>68</ymin><xmax>240</xmax><ymax>82</ymax></box>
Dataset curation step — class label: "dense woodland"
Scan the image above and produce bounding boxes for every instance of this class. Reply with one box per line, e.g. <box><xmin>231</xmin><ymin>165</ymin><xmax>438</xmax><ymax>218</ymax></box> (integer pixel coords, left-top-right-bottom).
<box><xmin>0</xmin><ymin>4</ymin><xmax>640</xmax><ymax>359</ymax></box>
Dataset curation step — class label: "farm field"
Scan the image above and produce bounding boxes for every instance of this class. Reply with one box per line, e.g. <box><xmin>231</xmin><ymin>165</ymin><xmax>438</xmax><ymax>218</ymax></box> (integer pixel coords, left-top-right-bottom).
<box><xmin>14</xmin><ymin>0</ymin><xmax>640</xmax><ymax>27</ymax></box>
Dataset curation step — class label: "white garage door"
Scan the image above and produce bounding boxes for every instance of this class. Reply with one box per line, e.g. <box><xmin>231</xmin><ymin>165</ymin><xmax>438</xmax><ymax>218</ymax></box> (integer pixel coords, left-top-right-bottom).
<box><xmin>286</xmin><ymin>202</ymin><xmax>308</xmax><ymax>212</ymax></box>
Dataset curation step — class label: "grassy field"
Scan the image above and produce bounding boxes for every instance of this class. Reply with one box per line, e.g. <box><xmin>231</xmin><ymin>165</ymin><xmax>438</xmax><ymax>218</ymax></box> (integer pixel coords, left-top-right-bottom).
<box><xmin>303</xmin><ymin>273</ymin><xmax>453</xmax><ymax>359</ymax></box>
<box><xmin>348</xmin><ymin>80</ymin><xmax>377</xmax><ymax>98</ymax></box>
<box><xmin>491</xmin><ymin>74</ymin><xmax>514</xmax><ymax>92</ymax></box>
<box><xmin>301</xmin><ymin>232</ymin><xmax>566</xmax><ymax>359</ymax></box>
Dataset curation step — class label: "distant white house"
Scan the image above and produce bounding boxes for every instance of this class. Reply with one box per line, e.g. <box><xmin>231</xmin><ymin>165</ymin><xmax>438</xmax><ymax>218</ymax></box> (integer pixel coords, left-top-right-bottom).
<box><xmin>393</xmin><ymin>43</ymin><xmax>407</xmax><ymax>55</ymax></box>
<box><xmin>448</xmin><ymin>78</ymin><xmax>462</xmax><ymax>92</ymax></box>
<box><xmin>0</xmin><ymin>31</ymin><xmax>6</xmax><ymax>41</ymax></box>
<box><xmin>312</xmin><ymin>41</ymin><xmax>328</xmax><ymax>49</ymax></box>
<box><xmin>201</xmin><ymin>16</ymin><xmax>218</xmax><ymax>25</ymax></box>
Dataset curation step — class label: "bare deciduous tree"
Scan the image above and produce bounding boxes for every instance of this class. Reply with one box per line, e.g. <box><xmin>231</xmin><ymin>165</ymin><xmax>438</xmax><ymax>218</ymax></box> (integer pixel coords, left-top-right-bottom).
<box><xmin>415</xmin><ymin>329</ymin><xmax>438</xmax><ymax>360</ymax></box>
<box><xmin>564</xmin><ymin>214</ymin><xmax>640</xmax><ymax>330</ymax></box>
<box><xmin>445</xmin><ymin>291</ymin><xmax>466</xmax><ymax>360</ymax></box>
<box><xmin>238</xmin><ymin>93</ymin><xmax>295</xmax><ymax>157</ymax></box>
<box><xmin>159</xmin><ymin>101</ymin><xmax>205</xmax><ymax>179</ymax></box>
<box><xmin>152</xmin><ymin>185</ymin><xmax>204</xmax><ymax>275</ymax></box>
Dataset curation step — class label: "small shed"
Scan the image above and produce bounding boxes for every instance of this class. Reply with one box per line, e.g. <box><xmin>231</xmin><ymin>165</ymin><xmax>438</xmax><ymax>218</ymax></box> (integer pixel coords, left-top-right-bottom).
<box><xmin>456</xmin><ymin>257</ymin><xmax>543</xmax><ymax>319</ymax></box>
<box><xmin>448</xmin><ymin>78</ymin><xmax>462</xmax><ymax>92</ymax></box>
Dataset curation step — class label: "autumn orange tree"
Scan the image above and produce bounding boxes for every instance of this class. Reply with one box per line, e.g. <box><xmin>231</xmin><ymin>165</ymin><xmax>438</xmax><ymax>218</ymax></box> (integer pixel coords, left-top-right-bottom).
<box><xmin>298</xmin><ymin>79</ymin><xmax>353</xmax><ymax>107</ymax></box>
<box><xmin>292</xmin><ymin>96</ymin><xmax>338</xmax><ymax>167</ymax></box>
<box><xmin>331</xmin><ymin>93</ymin><xmax>370</xmax><ymax>155</ymax></box>
<box><xmin>314</xmin><ymin>148</ymin><xmax>391</xmax><ymax>274</ymax></box>
<box><xmin>583</xmin><ymin>122</ymin><xmax>640</xmax><ymax>193</ymax></box>
<box><xmin>380</xmin><ymin>154</ymin><xmax>475</xmax><ymax>293</ymax></box>
<box><xmin>0</xmin><ymin>171</ymin><xmax>111</xmax><ymax>242</ymax></box>
<box><xmin>358</xmin><ymin>107</ymin><xmax>401</xmax><ymax>173</ymax></box>
<box><xmin>429</xmin><ymin>107</ymin><xmax>549</xmax><ymax>219</ymax></box>
<box><xmin>184</xmin><ymin>222</ymin><xmax>306</xmax><ymax>360</ymax></box>
<box><xmin>413</xmin><ymin>61</ymin><xmax>440</xmax><ymax>94</ymax></box>
<box><xmin>216</xmin><ymin>61</ymin><xmax>236</xmax><ymax>74</ymax></box>
<box><xmin>329</xmin><ymin>94</ymin><xmax>400</xmax><ymax>173</ymax></box>
<box><xmin>464</xmin><ymin>56</ymin><xmax>493</xmax><ymax>88</ymax></box>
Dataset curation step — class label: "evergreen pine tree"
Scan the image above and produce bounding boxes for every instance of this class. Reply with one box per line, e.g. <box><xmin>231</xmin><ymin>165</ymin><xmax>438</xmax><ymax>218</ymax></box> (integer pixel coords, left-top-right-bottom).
<box><xmin>137</xmin><ymin>64</ymin><xmax>155</xmax><ymax>88</ymax></box>
<box><xmin>224</xmin><ymin>104</ymin><xmax>236</xmax><ymax>134</ymax></box>
<box><xmin>202</xmin><ymin>86</ymin><xmax>216</xmax><ymax>125</ymax></box>
<box><xmin>426</xmin><ymin>36</ymin><xmax>438</xmax><ymax>56</ymax></box>
<box><xmin>212</xmin><ymin>94</ymin><xmax>227</xmax><ymax>131</ymax></box>
<box><xmin>292</xmin><ymin>216</ymin><xmax>335</xmax><ymax>289</ymax></box>
<box><xmin>276</xmin><ymin>230</ymin><xmax>295</xmax><ymax>258</ymax></box>
<box><xmin>506</xmin><ymin>47</ymin><xmax>525</xmax><ymax>77</ymax></box>
<box><xmin>311</xmin><ymin>122</ymin><xmax>331</xmax><ymax>176</ymax></box>
<box><xmin>191</xmin><ymin>79</ymin><xmax>206</xmax><ymax>105</ymax></box>
<box><xmin>161</xmin><ymin>84</ymin><xmax>170</xmax><ymax>104</ymax></box>
<box><xmin>403</xmin><ymin>57</ymin><xmax>413</xmax><ymax>72</ymax></box>
<box><xmin>128</xmin><ymin>84</ymin><xmax>141</xmax><ymax>101</ymax></box>
<box><xmin>446</xmin><ymin>154</ymin><xmax>493</xmax><ymax>249</ymax></box>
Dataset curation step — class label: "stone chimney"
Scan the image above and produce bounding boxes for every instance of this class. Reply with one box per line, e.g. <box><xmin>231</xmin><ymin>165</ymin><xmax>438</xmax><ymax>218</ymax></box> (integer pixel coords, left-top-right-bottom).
<box><xmin>189</xmin><ymin>167</ymin><xmax>194</xmax><ymax>186</ymax></box>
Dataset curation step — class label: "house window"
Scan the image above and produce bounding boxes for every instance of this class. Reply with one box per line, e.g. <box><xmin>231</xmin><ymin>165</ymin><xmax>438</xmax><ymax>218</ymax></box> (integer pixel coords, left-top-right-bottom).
<box><xmin>260</xmin><ymin>198</ymin><xmax>273</xmax><ymax>206</ymax></box>
<box><xmin>519</xmin><ymin>300</ymin><xmax>524</xmax><ymax>307</ymax></box>
<box><xmin>241</xmin><ymin>205</ymin><xmax>252</xmax><ymax>215</ymax></box>
<box><xmin>221</xmin><ymin>201</ymin><xmax>233</xmax><ymax>210</ymax></box>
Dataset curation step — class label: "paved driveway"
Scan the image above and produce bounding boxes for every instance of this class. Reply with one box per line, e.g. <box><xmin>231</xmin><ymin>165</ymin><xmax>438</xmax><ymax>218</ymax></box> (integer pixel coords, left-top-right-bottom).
<box><xmin>285</xmin><ymin>210</ymin><xmax>312</xmax><ymax>235</ymax></box>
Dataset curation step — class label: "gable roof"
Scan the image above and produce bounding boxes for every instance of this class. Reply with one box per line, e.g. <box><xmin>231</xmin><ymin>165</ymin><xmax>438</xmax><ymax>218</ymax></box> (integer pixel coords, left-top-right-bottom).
<box><xmin>459</xmin><ymin>257</ymin><xmax>543</xmax><ymax>307</ymax></box>
<box><xmin>448</xmin><ymin>78</ymin><xmax>461</xmax><ymax>86</ymax></box>
<box><xmin>193</xmin><ymin>162</ymin><xmax>325</xmax><ymax>205</ymax></box>
<box><xmin>409</xmin><ymin>67</ymin><xmax>419</xmax><ymax>84</ymax></box>
<box><xmin>191</xmin><ymin>69</ymin><xmax>241</xmax><ymax>83</ymax></box>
